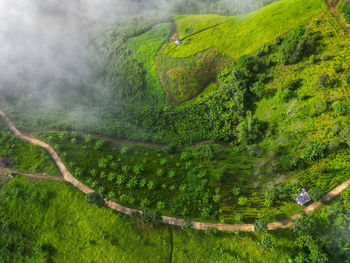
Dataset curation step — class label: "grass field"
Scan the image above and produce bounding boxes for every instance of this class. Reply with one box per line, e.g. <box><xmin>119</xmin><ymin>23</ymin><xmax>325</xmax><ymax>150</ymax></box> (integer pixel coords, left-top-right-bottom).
<box><xmin>156</xmin><ymin>0</ymin><xmax>326</xmax><ymax>104</ymax></box>
<box><xmin>0</xmin><ymin>176</ymin><xmax>325</xmax><ymax>263</ymax></box>
<box><xmin>127</xmin><ymin>23</ymin><xmax>172</xmax><ymax>106</ymax></box>
<box><xmin>164</xmin><ymin>0</ymin><xmax>326</xmax><ymax>59</ymax></box>
<box><xmin>0</xmin><ymin>124</ymin><xmax>60</xmax><ymax>176</ymax></box>
<box><xmin>0</xmin><ymin>176</ymin><xmax>170</xmax><ymax>262</ymax></box>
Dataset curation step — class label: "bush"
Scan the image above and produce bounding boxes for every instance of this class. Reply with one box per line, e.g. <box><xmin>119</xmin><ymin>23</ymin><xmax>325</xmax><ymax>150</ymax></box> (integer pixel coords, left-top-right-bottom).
<box><xmin>232</xmin><ymin>187</ymin><xmax>241</xmax><ymax>197</ymax></box>
<box><xmin>308</xmin><ymin>187</ymin><xmax>324</xmax><ymax>201</ymax></box>
<box><xmin>300</xmin><ymin>141</ymin><xmax>327</xmax><ymax>161</ymax></box>
<box><xmin>320</xmin><ymin>54</ymin><xmax>330</xmax><ymax>61</ymax></box>
<box><xmin>346</xmin><ymin>72</ymin><xmax>350</xmax><ymax>85</ymax></box>
<box><xmin>341</xmin><ymin>1</ymin><xmax>350</xmax><ymax>23</ymax></box>
<box><xmin>163</xmin><ymin>143</ymin><xmax>179</xmax><ymax>154</ymax></box>
<box><xmin>254</xmin><ymin>219</ymin><xmax>267</xmax><ymax>232</ymax></box>
<box><xmin>334</xmin><ymin>63</ymin><xmax>343</xmax><ymax>73</ymax></box>
<box><xmin>318</xmin><ymin>74</ymin><xmax>330</xmax><ymax>88</ymax></box>
<box><xmin>34</xmin><ymin>242</ymin><xmax>56</xmax><ymax>258</ymax></box>
<box><xmin>260</xmin><ymin>235</ymin><xmax>274</xmax><ymax>251</ymax></box>
<box><xmin>236</xmin><ymin>111</ymin><xmax>261</xmax><ymax>145</ymax></box>
<box><xmin>279</xmin><ymin>26</ymin><xmax>320</xmax><ymax>65</ymax></box>
<box><xmin>86</xmin><ymin>192</ymin><xmax>105</xmax><ymax>208</ymax></box>
<box><xmin>250</xmin><ymin>80</ymin><xmax>265</xmax><ymax>98</ymax></box>
<box><xmin>340</xmin><ymin>126</ymin><xmax>350</xmax><ymax>146</ymax></box>
<box><xmin>182</xmin><ymin>219</ymin><xmax>193</xmax><ymax>232</ymax></box>
<box><xmin>334</xmin><ymin>103</ymin><xmax>349</xmax><ymax>116</ymax></box>
<box><xmin>140</xmin><ymin>209</ymin><xmax>162</xmax><ymax>225</ymax></box>
<box><xmin>238</xmin><ymin>196</ymin><xmax>251</xmax><ymax>207</ymax></box>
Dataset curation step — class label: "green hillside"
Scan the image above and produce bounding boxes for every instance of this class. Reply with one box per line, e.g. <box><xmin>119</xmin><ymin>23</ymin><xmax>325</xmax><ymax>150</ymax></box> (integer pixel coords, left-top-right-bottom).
<box><xmin>156</xmin><ymin>0</ymin><xmax>326</xmax><ymax>104</ymax></box>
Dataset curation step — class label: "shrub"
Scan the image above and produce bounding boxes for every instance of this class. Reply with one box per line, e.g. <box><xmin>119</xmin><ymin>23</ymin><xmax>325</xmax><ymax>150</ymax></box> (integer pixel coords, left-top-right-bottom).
<box><xmin>254</xmin><ymin>219</ymin><xmax>267</xmax><ymax>232</ymax></box>
<box><xmin>163</xmin><ymin>143</ymin><xmax>179</xmax><ymax>154</ymax></box>
<box><xmin>236</xmin><ymin>111</ymin><xmax>261</xmax><ymax>145</ymax></box>
<box><xmin>334</xmin><ymin>63</ymin><xmax>343</xmax><ymax>73</ymax></box>
<box><xmin>334</xmin><ymin>103</ymin><xmax>349</xmax><ymax>116</ymax></box>
<box><xmin>250</xmin><ymin>80</ymin><xmax>265</xmax><ymax>98</ymax></box>
<box><xmin>320</xmin><ymin>54</ymin><xmax>330</xmax><ymax>61</ymax></box>
<box><xmin>140</xmin><ymin>209</ymin><xmax>162</xmax><ymax>225</ymax></box>
<box><xmin>346</xmin><ymin>72</ymin><xmax>350</xmax><ymax>85</ymax></box>
<box><xmin>260</xmin><ymin>235</ymin><xmax>274</xmax><ymax>251</ymax></box>
<box><xmin>340</xmin><ymin>125</ymin><xmax>350</xmax><ymax>146</ymax></box>
<box><xmin>232</xmin><ymin>186</ymin><xmax>241</xmax><ymax>196</ymax></box>
<box><xmin>318</xmin><ymin>74</ymin><xmax>330</xmax><ymax>88</ymax></box>
<box><xmin>238</xmin><ymin>196</ymin><xmax>251</xmax><ymax>207</ymax></box>
<box><xmin>264</xmin><ymin>188</ymin><xmax>276</xmax><ymax>207</ymax></box>
<box><xmin>86</xmin><ymin>192</ymin><xmax>105</xmax><ymax>208</ymax></box>
<box><xmin>300</xmin><ymin>141</ymin><xmax>327</xmax><ymax>161</ymax></box>
<box><xmin>182</xmin><ymin>219</ymin><xmax>193</xmax><ymax>232</ymax></box>
<box><xmin>34</xmin><ymin>242</ymin><xmax>56</xmax><ymax>258</ymax></box>
<box><xmin>130</xmin><ymin>211</ymin><xmax>141</xmax><ymax>220</ymax></box>
<box><xmin>341</xmin><ymin>1</ymin><xmax>350</xmax><ymax>23</ymax></box>
<box><xmin>140</xmin><ymin>198</ymin><xmax>150</xmax><ymax>209</ymax></box>
<box><xmin>156</xmin><ymin>201</ymin><xmax>165</xmax><ymax>210</ymax></box>
<box><xmin>308</xmin><ymin>187</ymin><xmax>324</xmax><ymax>201</ymax></box>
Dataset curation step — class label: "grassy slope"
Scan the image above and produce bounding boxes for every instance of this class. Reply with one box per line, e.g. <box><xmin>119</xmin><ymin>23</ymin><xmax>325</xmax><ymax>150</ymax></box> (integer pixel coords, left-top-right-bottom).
<box><xmin>156</xmin><ymin>0</ymin><xmax>326</xmax><ymax>104</ymax></box>
<box><xmin>127</xmin><ymin>23</ymin><xmax>172</xmax><ymax>106</ymax></box>
<box><xmin>0</xmin><ymin>176</ymin><xmax>303</xmax><ymax>263</ymax></box>
<box><xmin>255</xmin><ymin>9</ymin><xmax>350</xmax><ymax>191</ymax></box>
<box><xmin>175</xmin><ymin>14</ymin><xmax>232</xmax><ymax>39</ymax></box>
<box><xmin>164</xmin><ymin>0</ymin><xmax>326</xmax><ymax>59</ymax></box>
<box><xmin>0</xmin><ymin>123</ymin><xmax>60</xmax><ymax>176</ymax></box>
<box><xmin>0</xmin><ymin>176</ymin><xmax>170</xmax><ymax>262</ymax></box>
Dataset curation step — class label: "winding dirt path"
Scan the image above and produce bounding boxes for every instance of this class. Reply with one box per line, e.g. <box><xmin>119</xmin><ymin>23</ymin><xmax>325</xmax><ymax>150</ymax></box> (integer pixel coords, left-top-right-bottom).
<box><xmin>34</xmin><ymin>129</ymin><xmax>230</xmax><ymax>150</ymax></box>
<box><xmin>326</xmin><ymin>0</ymin><xmax>350</xmax><ymax>34</ymax></box>
<box><xmin>0</xmin><ymin>167</ymin><xmax>64</xmax><ymax>181</ymax></box>
<box><xmin>1</xmin><ymin>109</ymin><xmax>350</xmax><ymax>231</ymax></box>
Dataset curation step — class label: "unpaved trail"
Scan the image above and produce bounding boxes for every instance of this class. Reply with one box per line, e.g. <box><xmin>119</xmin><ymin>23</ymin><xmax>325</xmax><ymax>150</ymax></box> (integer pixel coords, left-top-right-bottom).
<box><xmin>1</xmin><ymin>109</ymin><xmax>350</xmax><ymax>231</ymax></box>
<box><xmin>35</xmin><ymin>129</ymin><xmax>231</xmax><ymax>149</ymax></box>
<box><xmin>326</xmin><ymin>0</ymin><xmax>350</xmax><ymax>34</ymax></box>
<box><xmin>0</xmin><ymin>167</ymin><xmax>65</xmax><ymax>181</ymax></box>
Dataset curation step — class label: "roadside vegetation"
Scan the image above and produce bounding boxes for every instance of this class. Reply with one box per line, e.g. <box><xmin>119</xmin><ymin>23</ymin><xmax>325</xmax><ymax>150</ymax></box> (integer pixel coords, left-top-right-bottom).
<box><xmin>1</xmin><ymin>0</ymin><xmax>350</xmax><ymax>261</ymax></box>
<box><xmin>1</xmin><ymin>176</ymin><xmax>350</xmax><ymax>262</ymax></box>
<box><xmin>0</xmin><ymin>124</ymin><xmax>59</xmax><ymax>176</ymax></box>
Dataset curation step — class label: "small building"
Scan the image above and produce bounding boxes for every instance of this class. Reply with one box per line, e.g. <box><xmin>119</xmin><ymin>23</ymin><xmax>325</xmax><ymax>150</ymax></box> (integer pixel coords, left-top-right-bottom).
<box><xmin>174</xmin><ymin>40</ymin><xmax>182</xmax><ymax>46</ymax></box>
<box><xmin>294</xmin><ymin>188</ymin><xmax>312</xmax><ymax>205</ymax></box>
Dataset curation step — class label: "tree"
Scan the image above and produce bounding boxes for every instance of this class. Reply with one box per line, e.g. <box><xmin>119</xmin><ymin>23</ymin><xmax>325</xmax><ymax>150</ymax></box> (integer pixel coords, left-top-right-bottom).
<box><xmin>236</xmin><ymin>111</ymin><xmax>261</xmax><ymax>145</ymax></box>
<box><xmin>157</xmin><ymin>201</ymin><xmax>165</xmax><ymax>210</ymax></box>
<box><xmin>86</xmin><ymin>192</ymin><xmax>105</xmax><ymax>208</ymax></box>
<box><xmin>346</xmin><ymin>72</ymin><xmax>350</xmax><ymax>85</ymax></box>
<box><xmin>232</xmin><ymin>186</ymin><xmax>241</xmax><ymax>196</ymax></box>
<box><xmin>182</xmin><ymin>219</ymin><xmax>193</xmax><ymax>232</ymax></box>
<box><xmin>140</xmin><ymin>209</ymin><xmax>162</xmax><ymax>225</ymax></box>
<box><xmin>254</xmin><ymin>219</ymin><xmax>267</xmax><ymax>232</ymax></box>
<box><xmin>238</xmin><ymin>196</ymin><xmax>251</xmax><ymax>207</ymax></box>
<box><xmin>300</xmin><ymin>141</ymin><xmax>327</xmax><ymax>161</ymax></box>
<box><xmin>308</xmin><ymin>187</ymin><xmax>324</xmax><ymax>201</ymax></box>
<box><xmin>260</xmin><ymin>235</ymin><xmax>274</xmax><ymax>251</ymax></box>
<box><xmin>340</xmin><ymin>125</ymin><xmax>350</xmax><ymax>146</ymax></box>
<box><xmin>333</xmin><ymin>103</ymin><xmax>349</xmax><ymax>116</ymax></box>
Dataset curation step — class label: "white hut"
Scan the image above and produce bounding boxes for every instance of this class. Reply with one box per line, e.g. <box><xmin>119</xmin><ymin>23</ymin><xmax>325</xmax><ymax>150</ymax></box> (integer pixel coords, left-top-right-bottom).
<box><xmin>174</xmin><ymin>40</ymin><xmax>182</xmax><ymax>46</ymax></box>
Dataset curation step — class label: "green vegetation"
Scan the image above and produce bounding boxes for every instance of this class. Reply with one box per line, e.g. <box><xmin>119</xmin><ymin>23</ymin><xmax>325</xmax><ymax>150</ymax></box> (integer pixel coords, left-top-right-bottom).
<box><xmin>164</xmin><ymin>0</ymin><xmax>325</xmax><ymax>59</ymax></box>
<box><xmin>127</xmin><ymin>23</ymin><xmax>172</xmax><ymax>106</ymax></box>
<box><xmin>338</xmin><ymin>0</ymin><xmax>350</xmax><ymax>24</ymax></box>
<box><xmin>0</xmin><ymin>125</ymin><xmax>59</xmax><ymax>176</ymax></box>
<box><xmin>2</xmin><ymin>176</ymin><xmax>350</xmax><ymax>262</ymax></box>
<box><xmin>0</xmin><ymin>176</ymin><xmax>170</xmax><ymax>262</ymax></box>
